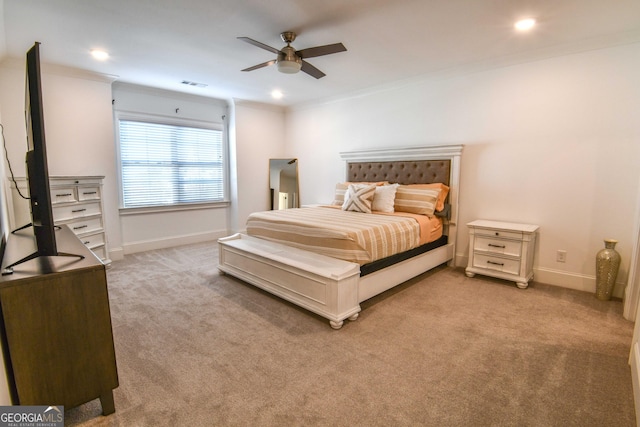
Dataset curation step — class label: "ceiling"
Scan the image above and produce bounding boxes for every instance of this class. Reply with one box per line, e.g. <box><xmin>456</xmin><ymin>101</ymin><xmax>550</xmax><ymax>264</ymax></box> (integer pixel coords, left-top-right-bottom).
<box><xmin>2</xmin><ymin>0</ymin><xmax>640</xmax><ymax>107</ymax></box>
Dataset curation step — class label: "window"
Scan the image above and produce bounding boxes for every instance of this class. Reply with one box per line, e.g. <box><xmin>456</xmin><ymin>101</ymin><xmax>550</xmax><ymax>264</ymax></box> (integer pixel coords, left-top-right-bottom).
<box><xmin>117</xmin><ymin>118</ymin><xmax>226</xmax><ymax>209</ymax></box>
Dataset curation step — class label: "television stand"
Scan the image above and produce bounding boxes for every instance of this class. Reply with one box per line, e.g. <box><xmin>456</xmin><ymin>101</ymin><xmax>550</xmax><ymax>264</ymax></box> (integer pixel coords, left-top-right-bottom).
<box><xmin>11</xmin><ymin>222</ymin><xmax>61</xmax><ymax>233</ymax></box>
<box><xmin>2</xmin><ymin>251</ymin><xmax>84</xmax><ymax>275</ymax></box>
<box><xmin>2</xmin><ymin>223</ymin><xmax>84</xmax><ymax>275</ymax></box>
<box><xmin>0</xmin><ymin>224</ymin><xmax>118</xmax><ymax>415</ymax></box>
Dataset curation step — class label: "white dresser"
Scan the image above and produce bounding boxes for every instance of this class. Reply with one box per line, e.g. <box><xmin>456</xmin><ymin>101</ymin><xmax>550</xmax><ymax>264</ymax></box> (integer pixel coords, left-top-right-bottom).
<box><xmin>465</xmin><ymin>220</ymin><xmax>539</xmax><ymax>289</ymax></box>
<box><xmin>12</xmin><ymin>176</ymin><xmax>110</xmax><ymax>265</ymax></box>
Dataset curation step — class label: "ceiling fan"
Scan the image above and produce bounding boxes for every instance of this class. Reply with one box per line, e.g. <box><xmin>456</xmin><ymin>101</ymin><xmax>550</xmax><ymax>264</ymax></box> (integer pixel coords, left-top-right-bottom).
<box><xmin>238</xmin><ymin>31</ymin><xmax>347</xmax><ymax>79</ymax></box>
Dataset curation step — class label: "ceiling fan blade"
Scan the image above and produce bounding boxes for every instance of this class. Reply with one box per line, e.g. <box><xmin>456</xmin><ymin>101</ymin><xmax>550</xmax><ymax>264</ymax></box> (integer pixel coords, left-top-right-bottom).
<box><xmin>241</xmin><ymin>60</ymin><xmax>276</xmax><ymax>72</ymax></box>
<box><xmin>297</xmin><ymin>43</ymin><xmax>346</xmax><ymax>59</ymax></box>
<box><xmin>301</xmin><ymin>60</ymin><xmax>326</xmax><ymax>79</ymax></box>
<box><xmin>237</xmin><ymin>37</ymin><xmax>280</xmax><ymax>54</ymax></box>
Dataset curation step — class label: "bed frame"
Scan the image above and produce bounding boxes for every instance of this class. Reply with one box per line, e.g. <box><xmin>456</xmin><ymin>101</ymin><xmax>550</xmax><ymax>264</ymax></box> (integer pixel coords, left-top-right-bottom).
<box><xmin>218</xmin><ymin>145</ymin><xmax>463</xmax><ymax>329</ymax></box>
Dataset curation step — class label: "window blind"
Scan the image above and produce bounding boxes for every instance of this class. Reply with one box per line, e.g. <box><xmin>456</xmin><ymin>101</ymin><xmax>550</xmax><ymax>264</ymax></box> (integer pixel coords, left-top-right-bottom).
<box><xmin>119</xmin><ymin>120</ymin><xmax>224</xmax><ymax>208</ymax></box>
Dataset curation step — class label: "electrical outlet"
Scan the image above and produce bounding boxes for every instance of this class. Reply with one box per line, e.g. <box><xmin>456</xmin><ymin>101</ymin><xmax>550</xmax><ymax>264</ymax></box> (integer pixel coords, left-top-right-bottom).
<box><xmin>556</xmin><ymin>250</ymin><xmax>567</xmax><ymax>263</ymax></box>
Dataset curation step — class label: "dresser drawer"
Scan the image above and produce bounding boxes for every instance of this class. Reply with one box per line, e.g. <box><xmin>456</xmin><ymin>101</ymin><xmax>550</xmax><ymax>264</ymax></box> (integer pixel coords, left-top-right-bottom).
<box><xmin>50</xmin><ymin>187</ymin><xmax>77</xmax><ymax>204</ymax></box>
<box><xmin>473</xmin><ymin>254</ymin><xmax>521</xmax><ymax>276</ymax></box>
<box><xmin>67</xmin><ymin>217</ymin><xmax>103</xmax><ymax>235</ymax></box>
<box><xmin>90</xmin><ymin>245</ymin><xmax>107</xmax><ymax>261</ymax></box>
<box><xmin>474</xmin><ymin>236</ymin><xmax>522</xmax><ymax>257</ymax></box>
<box><xmin>78</xmin><ymin>186</ymin><xmax>101</xmax><ymax>201</ymax></box>
<box><xmin>53</xmin><ymin>202</ymin><xmax>102</xmax><ymax>222</ymax></box>
<box><xmin>79</xmin><ymin>232</ymin><xmax>106</xmax><ymax>249</ymax></box>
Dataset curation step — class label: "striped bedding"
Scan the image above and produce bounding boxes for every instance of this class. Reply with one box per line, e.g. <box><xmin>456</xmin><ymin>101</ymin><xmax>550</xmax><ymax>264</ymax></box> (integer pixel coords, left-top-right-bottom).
<box><xmin>246</xmin><ymin>206</ymin><xmax>440</xmax><ymax>264</ymax></box>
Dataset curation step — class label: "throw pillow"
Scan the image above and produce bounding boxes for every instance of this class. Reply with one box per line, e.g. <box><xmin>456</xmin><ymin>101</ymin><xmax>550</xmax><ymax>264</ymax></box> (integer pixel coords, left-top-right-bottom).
<box><xmin>394</xmin><ymin>185</ymin><xmax>441</xmax><ymax>216</ymax></box>
<box><xmin>342</xmin><ymin>184</ymin><xmax>376</xmax><ymax>213</ymax></box>
<box><xmin>332</xmin><ymin>181</ymin><xmax>388</xmax><ymax>205</ymax></box>
<box><xmin>372</xmin><ymin>184</ymin><xmax>399</xmax><ymax>213</ymax></box>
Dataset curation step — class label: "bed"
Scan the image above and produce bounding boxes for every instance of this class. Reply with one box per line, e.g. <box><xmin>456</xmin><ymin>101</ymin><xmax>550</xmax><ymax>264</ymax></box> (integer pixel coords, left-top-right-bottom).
<box><xmin>218</xmin><ymin>145</ymin><xmax>463</xmax><ymax>329</ymax></box>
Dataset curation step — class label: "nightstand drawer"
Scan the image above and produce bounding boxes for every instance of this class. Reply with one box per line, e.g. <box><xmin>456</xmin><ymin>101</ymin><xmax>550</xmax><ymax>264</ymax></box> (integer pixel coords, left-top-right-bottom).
<box><xmin>474</xmin><ymin>228</ymin><xmax>523</xmax><ymax>240</ymax></box>
<box><xmin>473</xmin><ymin>254</ymin><xmax>521</xmax><ymax>276</ymax></box>
<box><xmin>474</xmin><ymin>236</ymin><xmax>522</xmax><ymax>257</ymax></box>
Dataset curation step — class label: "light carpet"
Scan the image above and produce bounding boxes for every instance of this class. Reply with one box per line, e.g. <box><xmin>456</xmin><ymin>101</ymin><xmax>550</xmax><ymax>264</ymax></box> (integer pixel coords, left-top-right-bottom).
<box><xmin>65</xmin><ymin>241</ymin><xmax>635</xmax><ymax>426</ymax></box>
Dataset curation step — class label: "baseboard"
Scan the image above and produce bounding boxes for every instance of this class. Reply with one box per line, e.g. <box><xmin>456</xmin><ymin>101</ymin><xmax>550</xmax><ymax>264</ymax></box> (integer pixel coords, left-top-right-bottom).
<box><xmin>456</xmin><ymin>252</ymin><xmax>624</xmax><ymax>298</ymax></box>
<box><xmin>122</xmin><ymin>230</ymin><xmax>228</xmax><ymax>255</ymax></box>
<box><xmin>534</xmin><ymin>267</ymin><xmax>625</xmax><ymax>299</ymax></box>
<box><xmin>108</xmin><ymin>247</ymin><xmax>125</xmax><ymax>262</ymax></box>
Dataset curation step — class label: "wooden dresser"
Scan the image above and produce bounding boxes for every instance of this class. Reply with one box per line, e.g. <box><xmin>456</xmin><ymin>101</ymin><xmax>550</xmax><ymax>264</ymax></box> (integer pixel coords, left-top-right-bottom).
<box><xmin>0</xmin><ymin>224</ymin><xmax>118</xmax><ymax>414</ymax></box>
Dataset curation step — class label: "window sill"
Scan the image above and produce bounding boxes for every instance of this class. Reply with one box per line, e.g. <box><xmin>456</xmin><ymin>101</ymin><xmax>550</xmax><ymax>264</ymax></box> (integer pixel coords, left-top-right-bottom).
<box><xmin>119</xmin><ymin>201</ymin><xmax>230</xmax><ymax>216</ymax></box>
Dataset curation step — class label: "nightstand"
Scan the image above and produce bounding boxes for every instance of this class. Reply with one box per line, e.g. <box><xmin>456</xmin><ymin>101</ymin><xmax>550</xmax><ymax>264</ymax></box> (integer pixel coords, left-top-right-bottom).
<box><xmin>465</xmin><ymin>220</ymin><xmax>539</xmax><ymax>289</ymax></box>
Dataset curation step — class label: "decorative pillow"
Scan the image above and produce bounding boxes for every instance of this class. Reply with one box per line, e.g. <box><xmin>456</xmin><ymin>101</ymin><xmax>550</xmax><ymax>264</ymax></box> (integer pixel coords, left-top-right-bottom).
<box><xmin>342</xmin><ymin>184</ymin><xmax>377</xmax><ymax>213</ymax></box>
<box><xmin>400</xmin><ymin>183</ymin><xmax>450</xmax><ymax>212</ymax></box>
<box><xmin>394</xmin><ymin>185</ymin><xmax>441</xmax><ymax>216</ymax></box>
<box><xmin>332</xmin><ymin>181</ymin><xmax>388</xmax><ymax>205</ymax></box>
<box><xmin>372</xmin><ymin>184</ymin><xmax>399</xmax><ymax>213</ymax></box>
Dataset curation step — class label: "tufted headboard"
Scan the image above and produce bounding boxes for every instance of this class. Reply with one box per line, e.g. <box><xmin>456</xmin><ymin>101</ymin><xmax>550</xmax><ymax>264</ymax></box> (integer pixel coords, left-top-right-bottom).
<box><xmin>339</xmin><ymin>145</ymin><xmax>463</xmax><ymax>265</ymax></box>
<box><xmin>346</xmin><ymin>160</ymin><xmax>451</xmax><ymax>186</ymax></box>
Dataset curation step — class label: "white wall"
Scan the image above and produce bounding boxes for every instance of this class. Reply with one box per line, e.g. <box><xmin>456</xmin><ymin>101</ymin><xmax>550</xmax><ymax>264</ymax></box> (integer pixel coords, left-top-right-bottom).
<box><xmin>285</xmin><ymin>42</ymin><xmax>640</xmax><ymax>297</ymax></box>
<box><xmin>0</xmin><ymin>1</ymin><xmax>5</xmax><ymax>59</ymax></box>
<box><xmin>231</xmin><ymin>100</ymin><xmax>286</xmax><ymax>232</ymax></box>
<box><xmin>0</xmin><ymin>59</ymin><xmax>122</xmax><ymax>258</ymax></box>
<box><xmin>112</xmin><ymin>83</ymin><xmax>231</xmax><ymax>253</ymax></box>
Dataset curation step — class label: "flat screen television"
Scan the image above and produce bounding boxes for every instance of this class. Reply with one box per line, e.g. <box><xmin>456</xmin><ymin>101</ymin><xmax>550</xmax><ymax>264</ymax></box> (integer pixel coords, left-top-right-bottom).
<box><xmin>25</xmin><ymin>42</ymin><xmax>57</xmax><ymax>256</ymax></box>
<box><xmin>2</xmin><ymin>42</ymin><xmax>82</xmax><ymax>274</ymax></box>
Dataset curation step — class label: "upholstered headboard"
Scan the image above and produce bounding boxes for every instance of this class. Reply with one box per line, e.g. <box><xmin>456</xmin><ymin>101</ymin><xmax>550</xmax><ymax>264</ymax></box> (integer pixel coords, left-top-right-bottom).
<box><xmin>346</xmin><ymin>160</ymin><xmax>451</xmax><ymax>186</ymax></box>
<box><xmin>340</xmin><ymin>145</ymin><xmax>463</xmax><ymax>265</ymax></box>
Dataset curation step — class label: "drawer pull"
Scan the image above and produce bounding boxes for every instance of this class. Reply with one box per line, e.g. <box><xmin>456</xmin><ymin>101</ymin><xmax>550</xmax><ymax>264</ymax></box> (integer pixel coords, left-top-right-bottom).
<box><xmin>488</xmin><ymin>243</ymin><xmax>506</xmax><ymax>249</ymax></box>
<box><xmin>73</xmin><ymin>225</ymin><xmax>88</xmax><ymax>230</ymax></box>
<box><xmin>72</xmin><ymin>208</ymin><xmax>86</xmax><ymax>213</ymax></box>
<box><xmin>83</xmin><ymin>241</ymin><xmax>90</xmax><ymax>245</ymax></box>
<box><xmin>487</xmin><ymin>260</ymin><xmax>504</xmax><ymax>266</ymax></box>
<box><xmin>56</xmin><ymin>193</ymin><xmax>73</xmax><ymax>197</ymax></box>
<box><xmin>83</xmin><ymin>191</ymin><xmax>97</xmax><ymax>195</ymax></box>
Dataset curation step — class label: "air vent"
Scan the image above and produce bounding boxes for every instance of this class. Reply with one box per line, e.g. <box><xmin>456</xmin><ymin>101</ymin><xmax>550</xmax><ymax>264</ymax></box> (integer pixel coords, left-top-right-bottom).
<box><xmin>181</xmin><ymin>80</ymin><xmax>208</xmax><ymax>88</ymax></box>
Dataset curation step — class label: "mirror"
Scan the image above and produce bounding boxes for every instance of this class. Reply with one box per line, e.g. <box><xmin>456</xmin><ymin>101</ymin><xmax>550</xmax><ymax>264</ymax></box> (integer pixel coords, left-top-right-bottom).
<box><xmin>269</xmin><ymin>158</ymin><xmax>299</xmax><ymax>210</ymax></box>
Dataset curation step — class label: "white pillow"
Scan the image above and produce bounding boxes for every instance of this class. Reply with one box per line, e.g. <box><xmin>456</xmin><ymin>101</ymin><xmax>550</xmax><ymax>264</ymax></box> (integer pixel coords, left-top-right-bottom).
<box><xmin>372</xmin><ymin>184</ymin><xmax>399</xmax><ymax>213</ymax></box>
<box><xmin>342</xmin><ymin>184</ymin><xmax>376</xmax><ymax>213</ymax></box>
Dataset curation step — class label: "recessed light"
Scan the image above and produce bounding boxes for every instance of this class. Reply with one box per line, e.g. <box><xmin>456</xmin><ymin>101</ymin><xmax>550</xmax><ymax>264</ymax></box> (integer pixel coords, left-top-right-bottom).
<box><xmin>271</xmin><ymin>90</ymin><xmax>283</xmax><ymax>99</ymax></box>
<box><xmin>90</xmin><ymin>49</ymin><xmax>109</xmax><ymax>61</ymax></box>
<box><xmin>514</xmin><ymin>18</ymin><xmax>536</xmax><ymax>31</ymax></box>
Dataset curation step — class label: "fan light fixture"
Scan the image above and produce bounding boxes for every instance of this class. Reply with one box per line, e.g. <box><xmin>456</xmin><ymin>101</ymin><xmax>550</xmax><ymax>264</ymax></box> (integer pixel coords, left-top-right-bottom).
<box><xmin>277</xmin><ymin>46</ymin><xmax>302</xmax><ymax>74</ymax></box>
<box><xmin>238</xmin><ymin>31</ymin><xmax>346</xmax><ymax>79</ymax></box>
<box><xmin>277</xmin><ymin>60</ymin><xmax>302</xmax><ymax>74</ymax></box>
